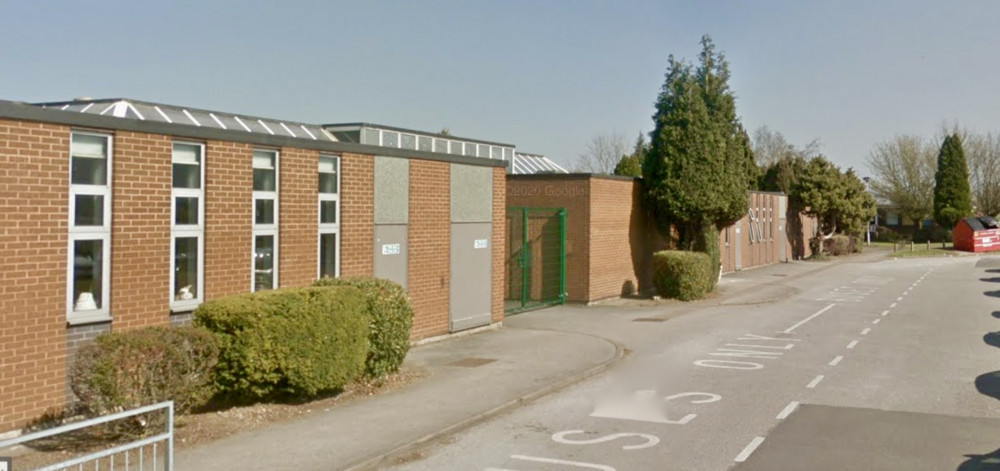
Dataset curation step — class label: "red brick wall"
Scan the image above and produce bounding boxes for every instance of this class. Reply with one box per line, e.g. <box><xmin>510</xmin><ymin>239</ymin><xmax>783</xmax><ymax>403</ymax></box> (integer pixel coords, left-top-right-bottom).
<box><xmin>491</xmin><ymin>167</ymin><xmax>505</xmax><ymax>324</ymax></box>
<box><xmin>340</xmin><ymin>153</ymin><xmax>374</xmax><ymax>277</ymax></box>
<box><xmin>506</xmin><ymin>177</ymin><xmax>590</xmax><ymax>302</ymax></box>
<box><xmin>278</xmin><ymin>147</ymin><xmax>318</xmax><ymax>288</ymax></box>
<box><xmin>588</xmin><ymin>178</ymin><xmax>645</xmax><ymax>301</ymax></box>
<box><xmin>111</xmin><ymin>132</ymin><xmax>171</xmax><ymax>330</ymax></box>
<box><xmin>0</xmin><ymin>120</ymin><xmax>69</xmax><ymax>432</ymax></box>
<box><xmin>408</xmin><ymin>160</ymin><xmax>451</xmax><ymax>339</ymax></box>
<box><xmin>204</xmin><ymin>141</ymin><xmax>253</xmax><ymax>299</ymax></box>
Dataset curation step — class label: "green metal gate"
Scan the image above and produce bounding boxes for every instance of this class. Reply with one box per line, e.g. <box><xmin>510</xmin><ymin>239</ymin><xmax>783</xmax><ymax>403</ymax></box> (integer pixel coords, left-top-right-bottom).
<box><xmin>506</xmin><ymin>207</ymin><xmax>566</xmax><ymax>313</ymax></box>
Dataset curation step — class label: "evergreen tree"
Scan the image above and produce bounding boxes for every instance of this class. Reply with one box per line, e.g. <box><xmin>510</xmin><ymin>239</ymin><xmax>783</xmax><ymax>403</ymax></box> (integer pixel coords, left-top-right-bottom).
<box><xmin>613</xmin><ymin>133</ymin><xmax>648</xmax><ymax>177</ymax></box>
<box><xmin>933</xmin><ymin>133</ymin><xmax>973</xmax><ymax>228</ymax></box>
<box><xmin>796</xmin><ymin>157</ymin><xmax>876</xmax><ymax>240</ymax></box>
<box><xmin>643</xmin><ymin>35</ymin><xmax>756</xmax><ymax>284</ymax></box>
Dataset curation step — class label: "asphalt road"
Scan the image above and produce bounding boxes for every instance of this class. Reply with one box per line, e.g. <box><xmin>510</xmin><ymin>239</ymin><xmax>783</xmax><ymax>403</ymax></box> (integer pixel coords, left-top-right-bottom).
<box><xmin>386</xmin><ymin>254</ymin><xmax>1000</xmax><ymax>471</ymax></box>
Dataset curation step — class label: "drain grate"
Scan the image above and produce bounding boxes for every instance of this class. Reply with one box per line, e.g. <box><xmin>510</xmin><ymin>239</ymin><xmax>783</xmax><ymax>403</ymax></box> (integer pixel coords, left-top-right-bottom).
<box><xmin>447</xmin><ymin>357</ymin><xmax>496</xmax><ymax>368</ymax></box>
<box><xmin>632</xmin><ymin>317</ymin><xmax>666</xmax><ymax>322</ymax></box>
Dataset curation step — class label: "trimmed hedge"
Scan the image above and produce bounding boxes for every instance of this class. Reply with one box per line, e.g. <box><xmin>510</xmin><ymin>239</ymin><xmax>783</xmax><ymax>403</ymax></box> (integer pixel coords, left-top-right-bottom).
<box><xmin>314</xmin><ymin>276</ymin><xmax>413</xmax><ymax>378</ymax></box>
<box><xmin>194</xmin><ymin>286</ymin><xmax>369</xmax><ymax>399</ymax></box>
<box><xmin>70</xmin><ymin>326</ymin><xmax>219</xmax><ymax>415</ymax></box>
<box><xmin>652</xmin><ymin>250</ymin><xmax>714</xmax><ymax>301</ymax></box>
<box><xmin>825</xmin><ymin>235</ymin><xmax>852</xmax><ymax>256</ymax></box>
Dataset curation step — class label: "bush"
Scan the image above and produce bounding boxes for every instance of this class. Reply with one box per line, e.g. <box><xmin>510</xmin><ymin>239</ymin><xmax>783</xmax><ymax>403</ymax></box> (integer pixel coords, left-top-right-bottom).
<box><xmin>314</xmin><ymin>277</ymin><xmax>413</xmax><ymax>378</ymax></box>
<box><xmin>70</xmin><ymin>326</ymin><xmax>219</xmax><ymax>416</ymax></box>
<box><xmin>824</xmin><ymin>235</ymin><xmax>853</xmax><ymax>256</ymax></box>
<box><xmin>652</xmin><ymin>250</ymin><xmax>714</xmax><ymax>301</ymax></box>
<box><xmin>914</xmin><ymin>225</ymin><xmax>952</xmax><ymax>243</ymax></box>
<box><xmin>195</xmin><ymin>286</ymin><xmax>369</xmax><ymax>400</ymax></box>
<box><xmin>875</xmin><ymin>226</ymin><xmax>902</xmax><ymax>243</ymax></box>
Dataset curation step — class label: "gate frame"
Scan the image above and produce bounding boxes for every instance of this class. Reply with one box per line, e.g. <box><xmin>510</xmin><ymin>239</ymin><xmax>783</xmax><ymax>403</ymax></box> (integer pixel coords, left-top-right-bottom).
<box><xmin>506</xmin><ymin>206</ymin><xmax>566</xmax><ymax>314</ymax></box>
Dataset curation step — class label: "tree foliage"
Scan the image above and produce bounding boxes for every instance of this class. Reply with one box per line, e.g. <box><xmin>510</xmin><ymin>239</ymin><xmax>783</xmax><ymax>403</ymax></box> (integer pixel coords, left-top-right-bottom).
<box><xmin>965</xmin><ymin>132</ymin><xmax>1000</xmax><ymax>217</ymax></box>
<box><xmin>576</xmin><ymin>131</ymin><xmax>630</xmax><ymax>174</ymax></box>
<box><xmin>933</xmin><ymin>133</ymin><xmax>973</xmax><ymax>228</ymax></box>
<box><xmin>795</xmin><ymin>156</ymin><xmax>876</xmax><ymax>239</ymax></box>
<box><xmin>752</xmin><ymin>125</ymin><xmax>821</xmax><ymax>168</ymax></box>
<box><xmin>613</xmin><ymin>132</ymin><xmax>648</xmax><ymax>177</ymax></box>
<box><xmin>865</xmin><ymin>135</ymin><xmax>936</xmax><ymax>231</ymax></box>
<box><xmin>644</xmin><ymin>35</ymin><xmax>757</xmax><ymax>258</ymax></box>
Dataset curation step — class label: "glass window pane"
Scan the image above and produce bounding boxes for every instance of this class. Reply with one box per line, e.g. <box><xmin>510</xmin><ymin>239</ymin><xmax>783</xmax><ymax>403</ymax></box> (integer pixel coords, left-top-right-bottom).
<box><xmin>73</xmin><ymin>239</ymin><xmax>103</xmax><ymax>311</ymax></box>
<box><xmin>479</xmin><ymin>144</ymin><xmax>489</xmax><ymax>158</ymax></box>
<box><xmin>383</xmin><ymin>131</ymin><xmax>399</xmax><ymax>148</ymax></box>
<box><xmin>503</xmin><ymin>148</ymin><xmax>513</xmax><ymax>160</ymax></box>
<box><xmin>319</xmin><ymin>233</ymin><xmax>337</xmax><ymax>279</ymax></box>
<box><xmin>252</xmin><ymin>150</ymin><xmax>275</xmax><ymax>169</ymax></box>
<box><xmin>464</xmin><ymin>143</ymin><xmax>476</xmax><ymax>157</ymax></box>
<box><xmin>434</xmin><ymin>139</ymin><xmax>447</xmax><ymax>153</ymax></box>
<box><xmin>319</xmin><ymin>173</ymin><xmax>338</xmax><ymax>194</ymax></box>
<box><xmin>449</xmin><ymin>141</ymin><xmax>463</xmax><ymax>155</ymax></box>
<box><xmin>320</xmin><ymin>200</ymin><xmax>337</xmax><ymax>224</ymax></box>
<box><xmin>318</xmin><ymin>156</ymin><xmax>337</xmax><ymax>173</ymax></box>
<box><xmin>71</xmin><ymin>156</ymin><xmax>107</xmax><ymax>185</ymax></box>
<box><xmin>71</xmin><ymin>134</ymin><xmax>108</xmax><ymax>158</ymax></box>
<box><xmin>173</xmin><ymin>163</ymin><xmax>200</xmax><ymax>189</ymax></box>
<box><xmin>172</xmin><ymin>143</ymin><xmax>201</xmax><ymax>164</ymax></box>
<box><xmin>401</xmin><ymin>133</ymin><xmax>416</xmax><ymax>150</ymax></box>
<box><xmin>253</xmin><ymin>168</ymin><xmax>275</xmax><ymax>192</ymax></box>
<box><xmin>74</xmin><ymin>194</ymin><xmax>104</xmax><ymax>226</ymax></box>
<box><xmin>174</xmin><ymin>237</ymin><xmax>198</xmax><ymax>301</ymax></box>
<box><xmin>254</xmin><ymin>235</ymin><xmax>274</xmax><ymax>291</ymax></box>
<box><xmin>176</xmin><ymin>197</ymin><xmax>199</xmax><ymax>225</ymax></box>
<box><xmin>418</xmin><ymin>136</ymin><xmax>432</xmax><ymax>152</ymax></box>
<box><xmin>362</xmin><ymin>128</ymin><xmax>380</xmax><ymax>145</ymax></box>
<box><xmin>255</xmin><ymin>198</ymin><xmax>274</xmax><ymax>224</ymax></box>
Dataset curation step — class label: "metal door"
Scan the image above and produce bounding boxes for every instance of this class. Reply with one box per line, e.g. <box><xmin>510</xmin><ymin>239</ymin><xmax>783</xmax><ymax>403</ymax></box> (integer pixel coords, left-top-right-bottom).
<box><xmin>450</xmin><ymin>223</ymin><xmax>492</xmax><ymax>331</ymax></box>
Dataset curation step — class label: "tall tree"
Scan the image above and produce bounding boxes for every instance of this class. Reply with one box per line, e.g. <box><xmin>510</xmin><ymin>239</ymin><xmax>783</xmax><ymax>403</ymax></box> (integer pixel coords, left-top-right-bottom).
<box><xmin>644</xmin><ymin>35</ymin><xmax>756</xmax><ymax>282</ymax></box>
<box><xmin>796</xmin><ymin>156</ymin><xmax>875</xmax><ymax>240</ymax></box>
<box><xmin>575</xmin><ymin>131</ymin><xmax>630</xmax><ymax>174</ymax></box>
<box><xmin>933</xmin><ymin>133</ymin><xmax>973</xmax><ymax>228</ymax></box>
<box><xmin>963</xmin><ymin>132</ymin><xmax>1000</xmax><ymax>218</ymax></box>
<box><xmin>752</xmin><ymin>125</ymin><xmax>821</xmax><ymax>168</ymax></box>
<box><xmin>865</xmin><ymin>135</ymin><xmax>936</xmax><ymax>232</ymax></box>
<box><xmin>613</xmin><ymin>132</ymin><xmax>648</xmax><ymax>177</ymax></box>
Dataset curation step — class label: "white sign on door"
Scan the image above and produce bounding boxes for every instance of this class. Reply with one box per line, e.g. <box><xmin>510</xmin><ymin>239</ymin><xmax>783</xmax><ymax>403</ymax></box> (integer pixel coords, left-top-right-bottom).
<box><xmin>381</xmin><ymin>243</ymin><xmax>401</xmax><ymax>255</ymax></box>
<box><xmin>474</xmin><ymin>239</ymin><xmax>488</xmax><ymax>249</ymax></box>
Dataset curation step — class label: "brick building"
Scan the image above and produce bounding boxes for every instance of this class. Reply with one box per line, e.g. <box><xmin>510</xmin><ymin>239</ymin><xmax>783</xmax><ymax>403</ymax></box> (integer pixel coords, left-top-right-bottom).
<box><xmin>0</xmin><ymin>98</ymin><xmax>508</xmax><ymax>434</ymax></box>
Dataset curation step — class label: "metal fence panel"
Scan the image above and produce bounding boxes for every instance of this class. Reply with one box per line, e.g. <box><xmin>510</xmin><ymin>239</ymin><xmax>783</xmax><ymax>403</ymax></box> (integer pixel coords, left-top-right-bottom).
<box><xmin>505</xmin><ymin>207</ymin><xmax>566</xmax><ymax>313</ymax></box>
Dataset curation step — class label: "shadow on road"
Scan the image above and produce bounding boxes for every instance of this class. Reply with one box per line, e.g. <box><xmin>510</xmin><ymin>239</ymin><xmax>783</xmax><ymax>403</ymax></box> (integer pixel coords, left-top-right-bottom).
<box><xmin>993</xmin><ymin>311</ymin><xmax>1000</xmax><ymax>319</ymax></box>
<box><xmin>986</xmin><ymin>290</ymin><xmax>1000</xmax><ymax>299</ymax></box>
<box><xmin>958</xmin><ymin>447</ymin><xmax>1000</xmax><ymax>470</ymax></box>
<box><xmin>986</xmin><ymin>332</ymin><xmax>1000</xmax><ymax>348</ymax></box>
<box><xmin>983</xmin><ymin>277</ymin><xmax>1000</xmax><ymax>283</ymax></box>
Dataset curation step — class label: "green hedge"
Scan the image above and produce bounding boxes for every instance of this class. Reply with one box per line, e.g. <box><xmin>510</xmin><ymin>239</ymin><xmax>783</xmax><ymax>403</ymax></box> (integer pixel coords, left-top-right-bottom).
<box><xmin>70</xmin><ymin>326</ymin><xmax>219</xmax><ymax>415</ymax></box>
<box><xmin>194</xmin><ymin>286</ymin><xmax>368</xmax><ymax>399</ymax></box>
<box><xmin>314</xmin><ymin>276</ymin><xmax>413</xmax><ymax>378</ymax></box>
<box><xmin>652</xmin><ymin>250</ymin><xmax>714</xmax><ymax>301</ymax></box>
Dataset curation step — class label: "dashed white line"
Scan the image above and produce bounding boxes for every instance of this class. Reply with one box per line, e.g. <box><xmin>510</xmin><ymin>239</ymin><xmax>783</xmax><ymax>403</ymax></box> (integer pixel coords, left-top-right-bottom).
<box><xmin>735</xmin><ymin>437</ymin><xmax>766</xmax><ymax>462</ymax></box>
<box><xmin>881</xmin><ymin>310</ymin><xmax>890</xmax><ymax>316</ymax></box>
<box><xmin>782</xmin><ymin>303</ymin><xmax>836</xmax><ymax>334</ymax></box>
<box><xmin>896</xmin><ymin>297</ymin><xmax>903</xmax><ymax>301</ymax></box>
<box><xmin>890</xmin><ymin>303</ymin><xmax>897</xmax><ymax>308</ymax></box>
<box><xmin>861</xmin><ymin>328</ymin><xmax>871</xmax><ymax>335</ymax></box>
<box><xmin>829</xmin><ymin>355</ymin><xmax>844</xmax><ymax>366</ymax></box>
<box><xmin>847</xmin><ymin>340</ymin><xmax>858</xmax><ymax>349</ymax></box>
<box><xmin>776</xmin><ymin>401</ymin><xmax>799</xmax><ymax>419</ymax></box>
<box><xmin>807</xmin><ymin>375</ymin><xmax>825</xmax><ymax>388</ymax></box>
<box><xmin>872</xmin><ymin>318</ymin><xmax>882</xmax><ymax>325</ymax></box>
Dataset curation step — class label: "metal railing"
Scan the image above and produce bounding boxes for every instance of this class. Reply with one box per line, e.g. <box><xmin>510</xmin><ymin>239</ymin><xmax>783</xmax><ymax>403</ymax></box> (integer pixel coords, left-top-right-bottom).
<box><xmin>0</xmin><ymin>401</ymin><xmax>173</xmax><ymax>471</ymax></box>
<box><xmin>506</xmin><ymin>207</ymin><xmax>567</xmax><ymax>313</ymax></box>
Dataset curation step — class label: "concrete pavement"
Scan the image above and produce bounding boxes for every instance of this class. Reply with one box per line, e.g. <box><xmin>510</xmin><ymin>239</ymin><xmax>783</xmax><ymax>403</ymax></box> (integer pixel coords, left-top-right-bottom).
<box><xmin>176</xmin><ymin>252</ymin><xmax>883</xmax><ymax>471</ymax></box>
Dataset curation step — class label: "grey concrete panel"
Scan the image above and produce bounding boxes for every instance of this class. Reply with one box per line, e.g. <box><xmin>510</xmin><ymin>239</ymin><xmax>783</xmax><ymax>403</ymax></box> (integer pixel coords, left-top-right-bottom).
<box><xmin>375</xmin><ymin>157</ymin><xmax>409</xmax><ymax>224</ymax></box>
<box><xmin>374</xmin><ymin>224</ymin><xmax>408</xmax><ymax>289</ymax></box>
<box><xmin>450</xmin><ymin>222</ymin><xmax>492</xmax><ymax>331</ymax></box>
<box><xmin>735</xmin><ymin>222</ymin><xmax>743</xmax><ymax>270</ymax></box>
<box><xmin>450</xmin><ymin>164</ymin><xmax>493</xmax><ymax>223</ymax></box>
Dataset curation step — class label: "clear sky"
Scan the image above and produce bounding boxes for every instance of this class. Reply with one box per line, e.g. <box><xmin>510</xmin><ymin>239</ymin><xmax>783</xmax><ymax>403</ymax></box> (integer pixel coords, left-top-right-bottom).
<box><xmin>2</xmin><ymin>1</ymin><xmax>998</xmax><ymax>174</ymax></box>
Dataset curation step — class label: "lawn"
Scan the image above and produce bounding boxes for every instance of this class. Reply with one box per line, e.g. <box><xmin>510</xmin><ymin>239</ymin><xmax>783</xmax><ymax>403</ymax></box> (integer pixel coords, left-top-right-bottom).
<box><xmin>883</xmin><ymin>241</ymin><xmax>964</xmax><ymax>258</ymax></box>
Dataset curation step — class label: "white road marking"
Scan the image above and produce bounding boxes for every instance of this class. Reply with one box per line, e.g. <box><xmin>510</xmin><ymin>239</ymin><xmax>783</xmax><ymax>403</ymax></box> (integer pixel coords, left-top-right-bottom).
<box><xmin>861</xmin><ymin>328</ymin><xmax>871</xmax><ymax>335</ymax></box>
<box><xmin>847</xmin><ymin>340</ymin><xmax>858</xmax><ymax>349</ymax></box>
<box><xmin>505</xmin><ymin>456</ymin><xmax>615</xmax><ymax>471</ymax></box>
<box><xmin>890</xmin><ymin>303</ymin><xmax>897</xmax><ymax>308</ymax></box>
<box><xmin>776</xmin><ymin>401</ymin><xmax>799</xmax><ymax>419</ymax></box>
<box><xmin>896</xmin><ymin>297</ymin><xmax>903</xmax><ymax>301</ymax></box>
<box><xmin>829</xmin><ymin>355</ymin><xmax>843</xmax><ymax>366</ymax></box>
<box><xmin>735</xmin><ymin>437</ymin><xmax>766</xmax><ymax>462</ymax></box>
<box><xmin>807</xmin><ymin>375</ymin><xmax>825</xmax><ymax>388</ymax></box>
<box><xmin>872</xmin><ymin>318</ymin><xmax>881</xmax><ymax>325</ymax></box>
<box><xmin>881</xmin><ymin>310</ymin><xmax>890</xmax><ymax>316</ymax></box>
<box><xmin>782</xmin><ymin>303</ymin><xmax>836</xmax><ymax>334</ymax></box>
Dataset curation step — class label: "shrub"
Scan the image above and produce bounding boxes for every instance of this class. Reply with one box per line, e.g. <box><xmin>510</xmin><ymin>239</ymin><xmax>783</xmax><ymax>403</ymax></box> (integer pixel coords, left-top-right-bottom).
<box><xmin>825</xmin><ymin>235</ymin><xmax>853</xmax><ymax>256</ymax></box>
<box><xmin>314</xmin><ymin>276</ymin><xmax>413</xmax><ymax>378</ymax></box>
<box><xmin>652</xmin><ymin>250</ymin><xmax>714</xmax><ymax>301</ymax></box>
<box><xmin>70</xmin><ymin>326</ymin><xmax>219</xmax><ymax>416</ymax></box>
<box><xmin>195</xmin><ymin>286</ymin><xmax>369</xmax><ymax>400</ymax></box>
<box><xmin>875</xmin><ymin>226</ymin><xmax>902</xmax><ymax>243</ymax></box>
<box><xmin>914</xmin><ymin>225</ymin><xmax>952</xmax><ymax>243</ymax></box>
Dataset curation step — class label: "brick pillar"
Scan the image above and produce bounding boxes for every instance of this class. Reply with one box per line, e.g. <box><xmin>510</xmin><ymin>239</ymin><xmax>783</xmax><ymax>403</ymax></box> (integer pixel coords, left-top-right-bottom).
<box><xmin>278</xmin><ymin>147</ymin><xmax>318</xmax><ymax>288</ymax></box>
<box><xmin>340</xmin><ymin>153</ymin><xmax>374</xmax><ymax>277</ymax></box>
<box><xmin>204</xmin><ymin>141</ymin><xmax>253</xmax><ymax>299</ymax></box>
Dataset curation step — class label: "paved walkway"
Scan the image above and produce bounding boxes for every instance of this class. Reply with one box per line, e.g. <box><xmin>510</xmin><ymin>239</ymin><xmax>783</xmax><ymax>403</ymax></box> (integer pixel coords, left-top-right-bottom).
<box><xmin>176</xmin><ymin>250</ymin><xmax>889</xmax><ymax>471</ymax></box>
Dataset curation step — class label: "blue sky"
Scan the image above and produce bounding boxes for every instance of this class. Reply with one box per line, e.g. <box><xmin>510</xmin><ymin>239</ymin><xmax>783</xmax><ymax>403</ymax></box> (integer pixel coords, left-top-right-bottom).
<box><xmin>2</xmin><ymin>1</ymin><xmax>998</xmax><ymax>173</ymax></box>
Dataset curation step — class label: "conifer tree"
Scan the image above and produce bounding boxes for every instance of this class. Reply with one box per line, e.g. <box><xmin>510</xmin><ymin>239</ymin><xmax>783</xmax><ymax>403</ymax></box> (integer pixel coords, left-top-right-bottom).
<box><xmin>933</xmin><ymin>133</ymin><xmax>973</xmax><ymax>228</ymax></box>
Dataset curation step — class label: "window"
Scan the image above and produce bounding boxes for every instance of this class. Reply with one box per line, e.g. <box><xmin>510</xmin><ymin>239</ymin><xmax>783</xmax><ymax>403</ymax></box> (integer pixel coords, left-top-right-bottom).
<box><xmin>171</xmin><ymin>142</ymin><xmax>205</xmax><ymax>311</ymax></box>
<box><xmin>318</xmin><ymin>155</ymin><xmax>340</xmax><ymax>279</ymax></box>
<box><xmin>68</xmin><ymin>132</ymin><xmax>112</xmax><ymax>322</ymax></box>
<box><xmin>253</xmin><ymin>149</ymin><xmax>279</xmax><ymax>291</ymax></box>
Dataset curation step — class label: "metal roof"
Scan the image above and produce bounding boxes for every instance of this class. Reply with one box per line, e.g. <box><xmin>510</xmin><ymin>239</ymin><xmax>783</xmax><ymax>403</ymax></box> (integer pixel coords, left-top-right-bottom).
<box><xmin>323</xmin><ymin>122</ymin><xmax>515</xmax><ymax>148</ymax></box>
<box><xmin>34</xmin><ymin>98</ymin><xmax>338</xmax><ymax>143</ymax></box>
<box><xmin>512</xmin><ymin>152</ymin><xmax>568</xmax><ymax>175</ymax></box>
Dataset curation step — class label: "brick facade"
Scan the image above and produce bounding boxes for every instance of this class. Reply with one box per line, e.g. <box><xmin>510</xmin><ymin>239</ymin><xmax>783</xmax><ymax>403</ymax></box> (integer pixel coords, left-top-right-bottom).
<box><xmin>408</xmin><ymin>160</ymin><xmax>451</xmax><ymax>339</ymax></box>
<box><xmin>204</xmin><ymin>141</ymin><xmax>253</xmax><ymax>299</ymax></box>
<box><xmin>340</xmin><ymin>153</ymin><xmax>374</xmax><ymax>277</ymax></box>
<box><xmin>491</xmin><ymin>167</ymin><xmax>505</xmax><ymax>324</ymax></box>
<box><xmin>278</xmin><ymin>147</ymin><xmax>319</xmax><ymax>288</ymax></box>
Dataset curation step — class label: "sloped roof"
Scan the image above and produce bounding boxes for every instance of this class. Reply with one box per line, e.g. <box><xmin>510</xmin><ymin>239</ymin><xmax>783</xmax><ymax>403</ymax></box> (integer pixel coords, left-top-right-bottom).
<box><xmin>963</xmin><ymin>216</ymin><xmax>999</xmax><ymax>231</ymax></box>
<box><xmin>512</xmin><ymin>152</ymin><xmax>567</xmax><ymax>175</ymax></box>
<box><xmin>34</xmin><ymin>98</ymin><xmax>338</xmax><ymax>143</ymax></box>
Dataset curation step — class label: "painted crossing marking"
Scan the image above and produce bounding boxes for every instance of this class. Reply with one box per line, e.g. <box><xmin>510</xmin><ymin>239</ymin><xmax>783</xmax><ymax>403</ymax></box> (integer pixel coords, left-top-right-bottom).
<box><xmin>890</xmin><ymin>303</ymin><xmax>897</xmax><ymax>308</ymax></box>
<box><xmin>807</xmin><ymin>375</ymin><xmax>824</xmax><ymax>388</ymax></box>
<box><xmin>872</xmin><ymin>318</ymin><xmax>882</xmax><ymax>325</ymax></box>
<box><xmin>896</xmin><ymin>297</ymin><xmax>903</xmax><ymax>301</ymax></box>
<box><xmin>782</xmin><ymin>304</ymin><xmax>836</xmax><ymax>334</ymax></box>
<box><xmin>829</xmin><ymin>355</ymin><xmax>843</xmax><ymax>366</ymax></box>
<box><xmin>735</xmin><ymin>437</ymin><xmax>766</xmax><ymax>462</ymax></box>
<box><xmin>847</xmin><ymin>340</ymin><xmax>858</xmax><ymax>349</ymax></box>
<box><xmin>861</xmin><ymin>328</ymin><xmax>871</xmax><ymax>335</ymax></box>
<box><xmin>881</xmin><ymin>310</ymin><xmax>889</xmax><ymax>316</ymax></box>
<box><xmin>776</xmin><ymin>401</ymin><xmax>799</xmax><ymax>419</ymax></box>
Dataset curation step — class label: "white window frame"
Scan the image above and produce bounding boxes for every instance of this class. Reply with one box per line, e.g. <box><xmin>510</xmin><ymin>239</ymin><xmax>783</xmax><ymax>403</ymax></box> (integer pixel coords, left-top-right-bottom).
<box><xmin>253</xmin><ymin>149</ymin><xmax>279</xmax><ymax>291</ymax></box>
<box><xmin>318</xmin><ymin>155</ymin><xmax>341</xmax><ymax>279</ymax></box>
<box><xmin>67</xmin><ymin>131</ymin><xmax>113</xmax><ymax>323</ymax></box>
<box><xmin>170</xmin><ymin>141</ymin><xmax>205</xmax><ymax>311</ymax></box>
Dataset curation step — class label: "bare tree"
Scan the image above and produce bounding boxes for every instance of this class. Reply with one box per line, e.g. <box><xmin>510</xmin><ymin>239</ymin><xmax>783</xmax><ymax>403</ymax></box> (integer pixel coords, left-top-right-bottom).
<box><xmin>752</xmin><ymin>125</ymin><xmax>821</xmax><ymax>167</ymax></box>
<box><xmin>966</xmin><ymin>132</ymin><xmax>1000</xmax><ymax>217</ymax></box>
<box><xmin>575</xmin><ymin>131</ymin><xmax>630</xmax><ymax>174</ymax></box>
<box><xmin>865</xmin><ymin>135</ymin><xmax>937</xmax><ymax>231</ymax></box>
